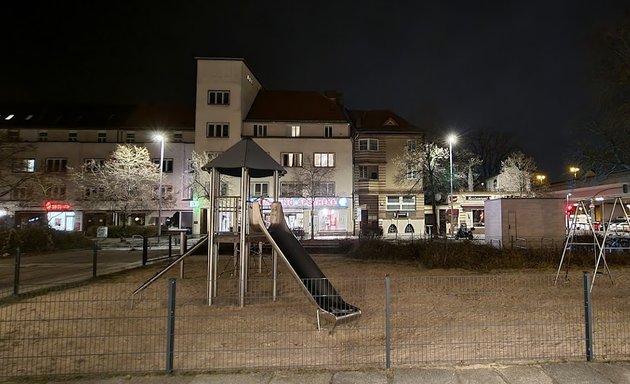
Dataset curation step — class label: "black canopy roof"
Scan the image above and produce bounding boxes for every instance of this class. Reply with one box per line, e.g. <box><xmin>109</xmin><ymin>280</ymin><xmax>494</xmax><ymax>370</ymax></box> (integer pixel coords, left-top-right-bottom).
<box><xmin>201</xmin><ymin>138</ymin><xmax>286</xmax><ymax>178</ymax></box>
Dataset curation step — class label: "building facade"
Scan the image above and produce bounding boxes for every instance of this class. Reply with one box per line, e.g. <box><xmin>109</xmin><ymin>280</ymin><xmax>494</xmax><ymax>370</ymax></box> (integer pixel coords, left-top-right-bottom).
<box><xmin>0</xmin><ymin>104</ymin><xmax>195</xmax><ymax>232</ymax></box>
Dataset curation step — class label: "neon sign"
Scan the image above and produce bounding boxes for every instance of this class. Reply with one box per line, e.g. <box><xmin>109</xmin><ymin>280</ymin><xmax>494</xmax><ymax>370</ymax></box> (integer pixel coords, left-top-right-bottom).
<box><xmin>44</xmin><ymin>201</ymin><xmax>72</xmax><ymax>211</ymax></box>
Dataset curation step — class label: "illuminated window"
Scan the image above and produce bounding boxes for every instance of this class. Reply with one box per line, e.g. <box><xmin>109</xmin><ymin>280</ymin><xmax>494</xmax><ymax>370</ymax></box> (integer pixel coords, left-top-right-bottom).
<box><xmin>12</xmin><ymin>159</ymin><xmax>35</xmax><ymax>173</ymax></box>
<box><xmin>359</xmin><ymin>138</ymin><xmax>378</xmax><ymax>151</ymax></box>
<box><xmin>314</xmin><ymin>153</ymin><xmax>335</xmax><ymax>167</ymax></box>
<box><xmin>386</xmin><ymin>196</ymin><xmax>416</xmax><ymax>211</ymax></box>
<box><xmin>281</xmin><ymin>152</ymin><xmax>303</xmax><ymax>167</ymax></box>
<box><xmin>208</xmin><ymin>90</ymin><xmax>230</xmax><ymax>105</ymax></box>
<box><xmin>206</xmin><ymin>123</ymin><xmax>229</xmax><ymax>137</ymax></box>
<box><xmin>291</xmin><ymin>125</ymin><xmax>301</xmax><ymax>137</ymax></box>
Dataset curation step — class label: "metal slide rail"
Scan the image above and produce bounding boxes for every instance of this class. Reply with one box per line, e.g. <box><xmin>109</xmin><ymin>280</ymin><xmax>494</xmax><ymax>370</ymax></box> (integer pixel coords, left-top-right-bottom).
<box><xmin>251</xmin><ymin>202</ymin><xmax>361</xmax><ymax>324</ymax></box>
<box><xmin>131</xmin><ymin>235</ymin><xmax>208</xmax><ymax>297</ymax></box>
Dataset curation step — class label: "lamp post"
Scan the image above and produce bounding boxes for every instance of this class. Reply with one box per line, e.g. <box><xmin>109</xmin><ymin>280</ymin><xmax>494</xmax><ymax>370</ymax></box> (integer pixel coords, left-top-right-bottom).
<box><xmin>155</xmin><ymin>134</ymin><xmax>165</xmax><ymax>238</ymax></box>
<box><xmin>565</xmin><ymin>192</ymin><xmax>572</xmax><ymax>234</ymax></box>
<box><xmin>570</xmin><ymin>167</ymin><xmax>580</xmax><ymax>179</ymax></box>
<box><xmin>536</xmin><ymin>174</ymin><xmax>546</xmax><ymax>184</ymax></box>
<box><xmin>447</xmin><ymin>134</ymin><xmax>457</xmax><ymax>236</ymax></box>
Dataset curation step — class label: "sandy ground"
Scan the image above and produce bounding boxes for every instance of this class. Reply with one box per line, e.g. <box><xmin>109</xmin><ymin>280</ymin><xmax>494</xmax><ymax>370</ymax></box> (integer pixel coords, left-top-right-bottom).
<box><xmin>1</xmin><ymin>251</ymin><xmax>630</xmax><ymax>377</ymax></box>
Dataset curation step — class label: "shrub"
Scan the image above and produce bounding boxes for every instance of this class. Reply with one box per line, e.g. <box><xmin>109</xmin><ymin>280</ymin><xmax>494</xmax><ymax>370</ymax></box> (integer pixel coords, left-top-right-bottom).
<box><xmin>0</xmin><ymin>226</ymin><xmax>94</xmax><ymax>254</ymax></box>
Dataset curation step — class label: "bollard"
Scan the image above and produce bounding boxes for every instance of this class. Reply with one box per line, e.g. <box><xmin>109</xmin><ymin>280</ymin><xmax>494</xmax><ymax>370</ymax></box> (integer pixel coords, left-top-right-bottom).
<box><xmin>13</xmin><ymin>247</ymin><xmax>21</xmax><ymax>295</ymax></box>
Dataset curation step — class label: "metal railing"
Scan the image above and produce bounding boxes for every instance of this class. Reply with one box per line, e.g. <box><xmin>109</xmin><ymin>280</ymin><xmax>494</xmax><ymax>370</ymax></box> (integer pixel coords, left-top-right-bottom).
<box><xmin>2</xmin><ymin>268</ymin><xmax>629</xmax><ymax>378</ymax></box>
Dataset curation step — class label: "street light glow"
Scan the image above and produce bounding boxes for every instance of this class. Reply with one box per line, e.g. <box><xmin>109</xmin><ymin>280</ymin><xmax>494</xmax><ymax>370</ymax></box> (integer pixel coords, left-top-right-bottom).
<box><xmin>447</xmin><ymin>134</ymin><xmax>457</xmax><ymax>145</ymax></box>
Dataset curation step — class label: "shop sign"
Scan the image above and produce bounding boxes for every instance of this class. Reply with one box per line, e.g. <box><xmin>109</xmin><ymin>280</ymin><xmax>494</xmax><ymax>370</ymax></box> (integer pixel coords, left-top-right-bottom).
<box><xmin>44</xmin><ymin>201</ymin><xmax>72</xmax><ymax>211</ymax></box>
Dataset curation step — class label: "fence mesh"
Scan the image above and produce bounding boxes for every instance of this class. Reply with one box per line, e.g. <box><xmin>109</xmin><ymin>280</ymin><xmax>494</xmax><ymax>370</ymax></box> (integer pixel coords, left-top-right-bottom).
<box><xmin>2</xmin><ymin>256</ymin><xmax>630</xmax><ymax>379</ymax></box>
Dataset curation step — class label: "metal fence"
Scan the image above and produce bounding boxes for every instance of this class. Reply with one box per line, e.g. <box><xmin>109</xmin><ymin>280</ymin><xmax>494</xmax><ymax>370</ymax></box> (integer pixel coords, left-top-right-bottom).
<box><xmin>2</xmin><ymin>264</ymin><xmax>630</xmax><ymax>379</ymax></box>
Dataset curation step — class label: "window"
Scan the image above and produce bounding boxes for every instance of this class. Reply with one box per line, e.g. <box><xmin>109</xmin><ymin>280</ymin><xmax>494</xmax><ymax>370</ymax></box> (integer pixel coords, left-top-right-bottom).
<box><xmin>207</xmin><ymin>90</ymin><xmax>230</xmax><ymax>105</ymax></box>
<box><xmin>97</xmin><ymin>131</ymin><xmax>107</xmax><ymax>143</ymax></box>
<box><xmin>281</xmin><ymin>152</ymin><xmax>303</xmax><ymax>167</ymax></box>
<box><xmin>153</xmin><ymin>158</ymin><xmax>174</xmax><ymax>173</ymax></box>
<box><xmin>84</xmin><ymin>158</ymin><xmax>105</xmax><ymax>171</ymax></box>
<box><xmin>406</xmin><ymin>166</ymin><xmax>419</xmax><ymax>180</ymax></box>
<box><xmin>46</xmin><ymin>158</ymin><xmax>68</xmax><ymax>173</ymax></box>
<box><xmin>314</xmin><ymin>153</ymin><xmax>335</xmax><ymax>167</ymax></box>
<box><xmin>251</xmin><ymin>182</ymin><xmax>269</xmax><ymax>197</ymax></box>
<box><xmin>291</xmin><ymin>125</ymin><xmax>301</xmax><ymax>137</ymax></box>
<box><xmin>68</xmin><ymin>131</ymin><xmax>78</xmax><ymax>142</ymax></box>
<box><xmin>324</xmin><ymin>125</ymin><xmax>333</xmax><ymax>138</ymax></box>
<box><xmin>359</xmin><ymin>138</ymin><xmax>379</xmax><ymax>151</ymax></box>
<box><xmin>280</xmin><ymin>181</ymin><xmax>303</xmax><ymax>197</ymax></box>
<box><xmin>12</xmin><ymin>187</ymin><xmax>30</xmax><ymax>200</ymax></box>
<box><xmin>473</xmin><ymin>209</ymin><xmax>485</xmax><ymax>227</ymax></box>
<box><xmin>84</xmin><ymin>187</ymin><xmax>105</xmax><ymax>199</ymax></box>
<box><xmin>404</xmin><ymin>224</ymin><xmax>415</xmax><ymax>233</ymax></box>
<box><xmin>173</xmin><ymin>131</ymin><xmax>183</xmax><ymax>143</ymax></box>
<box><xmin>359</xmin><ymin>165</ymin><xmax>379</xmax><ymax>180</ymax></box>
<box><xmin>388</xmin><ymin>224</ymin><xmax>398</xmax><ymax>234</ymax></box>
<box><xmin>315</xmin><ymin>181</ymin><xmax>335</xmax><ymax>196</ymax></box>
<box><xmin>39</xmin><ymin>131</ymin><xmax>48</xmax><ymax>142</ymax></box>
<box><xmin>46</xmin><ymin>186</ymin><xmax>66</xmax><ymax>199</ymax></box>
<box><xmin>12</xmin><ymin>159</ymin><xmax>35</xmax><ymax>173</ymax></box>
<box><xmin>126</xmin><ymin>132</ymin><xmax>135</xmax><ymax>143</ymax></box>
<box><xmin>206</xmin><ymin>123</ymin><xmax>229</xmax><ymax>137</ymax></box>
<box><xmin>8</xmin><ymin>130</ymin><xmax>19</xmax><ymax>141</ymax></box>
<box><xmin>220</xmin><ymin>182</ymin><xmax>229</xmax><ymax>196</ymax></box>
<box><xmin>153</xmin><ymin>185</ymin><xmax>173</xmax><ymax>199</ymax></box>
<box><xmin>386</xmin><ymin>196</ymin><xmax>416</xmax><ymax>211</ymax></box>
<box><xmin>254</xmin><ymin>124</ymin><xmax>267</xmax><ymax>137</ymax></box>
<box><xmin>407</xmin><ymin>139</ymin><xmax>417</xmax><ymax>152</ymax></box>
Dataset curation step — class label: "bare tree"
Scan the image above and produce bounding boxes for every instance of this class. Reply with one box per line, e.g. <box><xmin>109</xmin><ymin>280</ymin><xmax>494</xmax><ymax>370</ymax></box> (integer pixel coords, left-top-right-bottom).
<box><xmin>291</xmin><ymin>155</ymin><xmax>336</xmax><ymax>240</ymax></box>
<box><xmin>467</xmin><ymin>128</ymin><xmax>520</xmax><ymax>182</ymax></box>
<box><xmin>71</xmin><ymin>144</ymin><xmax>171</xmax><ymax>228</ymax></box>
<box><xmin>498</xmin><ymin>151</ymin><xmax>537</xmax><ymax>196</ymax></box>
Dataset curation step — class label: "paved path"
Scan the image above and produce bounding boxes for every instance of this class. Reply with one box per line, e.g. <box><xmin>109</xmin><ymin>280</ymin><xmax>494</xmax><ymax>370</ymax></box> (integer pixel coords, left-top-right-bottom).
<box><xmin>7</xmin><ymin>362</ymin><xmax>630</xmax><ymax>384</ymax></box>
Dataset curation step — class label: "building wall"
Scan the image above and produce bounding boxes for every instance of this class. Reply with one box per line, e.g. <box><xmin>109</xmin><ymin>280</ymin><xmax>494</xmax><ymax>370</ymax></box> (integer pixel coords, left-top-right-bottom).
<box><xmin>484</xmin><ymin>198</ymin><xmax>565</xmax><ymax>248</ymax></box>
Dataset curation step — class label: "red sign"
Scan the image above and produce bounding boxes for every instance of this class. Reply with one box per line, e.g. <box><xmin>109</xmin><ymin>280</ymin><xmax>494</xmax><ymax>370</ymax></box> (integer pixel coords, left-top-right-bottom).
<box><xmin>44</xmin><ymin>201</ymin><xmax>72</xmax><ymax>211</ymax></box>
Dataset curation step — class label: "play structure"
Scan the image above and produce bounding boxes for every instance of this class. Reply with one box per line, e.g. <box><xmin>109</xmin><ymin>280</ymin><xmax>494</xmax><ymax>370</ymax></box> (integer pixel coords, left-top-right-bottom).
<box><xmin>133</xmin><ymin>138</ymin><xmax>360</xmax><ymax>325</ymax></box>
<box><xmin>555</xmin><ymin>196</ymin><xmax>630</xmax><ymax>290</ymax></box>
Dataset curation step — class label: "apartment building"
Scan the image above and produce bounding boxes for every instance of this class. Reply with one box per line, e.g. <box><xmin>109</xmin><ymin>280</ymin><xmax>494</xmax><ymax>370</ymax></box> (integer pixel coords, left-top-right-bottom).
<box><xmin>0</xmin><ymin>104</ymin><xmax>195</xmax><ymax>231</ymax></box>
<box><xmin>349</xmin><ymin>110</ymin><xmax>425</xmax><ymax>238</ymax></box>
<box><xmin>194</xmin><ymin>58</ymin><xmax>354</xmax><ymax>237</ymax></box>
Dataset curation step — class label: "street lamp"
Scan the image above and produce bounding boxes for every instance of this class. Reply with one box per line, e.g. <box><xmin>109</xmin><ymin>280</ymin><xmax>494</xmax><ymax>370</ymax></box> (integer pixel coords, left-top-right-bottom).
<box><xmin>536</xmin><ymin>174</ymin><xmax>546</xmax><ymax>184</ymax></box>
<box><xmin>447</xmin><ymin>133</ymin><xmax>457</xmax><ymax>236</ymax></box>
<box><xmin>569</xmin><ymin>167</ymin><xmax>580</xmax><ymax>179</ymax></box>
<box><xmin>154</xmin><ymin>134</ymin><xmax>165</xmax><ymax>238</ymax></box>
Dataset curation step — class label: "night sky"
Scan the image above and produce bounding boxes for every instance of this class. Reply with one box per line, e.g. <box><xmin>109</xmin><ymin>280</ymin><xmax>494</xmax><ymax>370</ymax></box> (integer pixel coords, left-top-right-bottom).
<box><xmin>2</xmin><ymin>1</ymin><xmax>627</xmax><ymax>181</ymax></box>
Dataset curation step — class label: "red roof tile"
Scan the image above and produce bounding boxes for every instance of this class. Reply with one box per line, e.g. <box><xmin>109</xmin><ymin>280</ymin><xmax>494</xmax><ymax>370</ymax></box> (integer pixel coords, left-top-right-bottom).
<box><xmin>246</xmin><ymin>90</ymin><xmax>347</xmax><ymax>122</ymax></box>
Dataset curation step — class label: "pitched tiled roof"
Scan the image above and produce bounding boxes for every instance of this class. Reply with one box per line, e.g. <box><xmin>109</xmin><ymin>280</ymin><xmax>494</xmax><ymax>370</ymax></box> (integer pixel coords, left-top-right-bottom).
<box><xmin>349</xmin><ymin>110</ymin><xmax>421</xmax><ymax>134</ymax></box>
<box><xmin>246</xmin><ymin>90</ymin><xmax>348</xmax><ymax>122</ymax></box>
<box><xmin>0</xmin><ymin>103</ymin><xmax>194</xmax><ymax>129</ymax></box>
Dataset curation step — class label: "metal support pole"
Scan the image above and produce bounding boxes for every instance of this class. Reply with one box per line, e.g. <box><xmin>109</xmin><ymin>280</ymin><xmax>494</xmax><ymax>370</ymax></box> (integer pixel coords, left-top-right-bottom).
<box><xmin>385</xmin><ymin>274</ymin><xmax>391</xmax><ymax>369</ymax></box>
<box><xmin>168</xmin><ymin>235</ymin><xmax>172</xmax><ymax>258</ymax></box>
<box><xmin>92</xmin><ymin>242</ymin><xmax>98</xmax><ymax>278</ymax></box>
<box><xmin>13</xmin><ymin>247</ymin><xmax>21</xmax><ymax>296</ymax></box>
<box><xmin>142</xmin><ymin>237</ymin><xmax>148</xmax><ymax>265</ymax></box>
<box><xmin>166</xmin><ymin>278</ymin><xmax>176</xmax><ymax>373</ymax></box>
<box><xmin>179</xmin><ymin>232</ymin><xmax>186</xmax><ymax>279</ymax></box>
<box><xmin>583</xmin><ymin>272</ymin><xmax>594</xmax><ymax>361</ymax></box>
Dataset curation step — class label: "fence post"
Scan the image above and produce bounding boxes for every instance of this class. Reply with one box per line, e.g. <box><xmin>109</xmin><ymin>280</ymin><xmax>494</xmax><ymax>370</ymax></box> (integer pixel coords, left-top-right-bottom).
<box><xmin>166</xmin><ymin>278</ymin><xmax>176</xmax><ymax>373</ymax></box>
<box><xmin>385</xmin><ymin>274</ymin><xmax>391</xmax><ymax>369</ymax></box>
<box><xmin>92</xmin><ymin>242</ymin><xmax>98</xmax><ymax>278</ymax></box>
<box><xmin>168</xmin><ymin>235</ymin><xmax>172</xmax><ymax>258</ymax></box>
<box><xmin>13</xmin><ymin>247</ymin><xmax>21</xmax><ymax>295</ymax></box>
<box><xmin>142</xmin><ymin>237</ymin><xmax>148</xmax><ymax>265</ymax></box>
<box><xmin>583</xmin><ymin>272</ymin><xmax>594</xmax><ymax>361</ymax></box>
